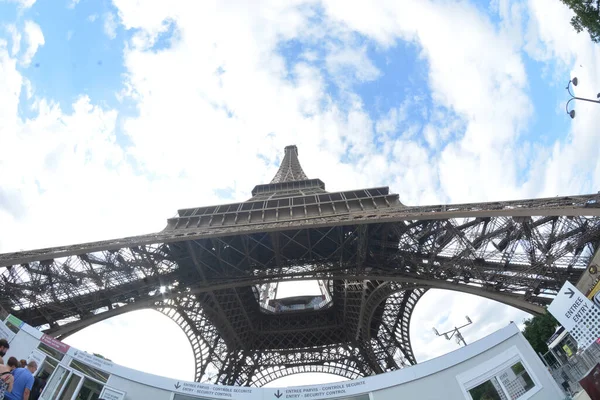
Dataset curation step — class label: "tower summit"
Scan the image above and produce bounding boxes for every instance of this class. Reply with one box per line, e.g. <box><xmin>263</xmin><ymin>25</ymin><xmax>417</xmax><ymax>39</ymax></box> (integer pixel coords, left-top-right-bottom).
<box><xmin>270</xmin><ymin>145</ymin><xmax>309</xmax><ymax>183</ymax></box>
<box><xmin>250</xmin><ymin>145</ymin><xmax>326</xmax><ymax>200</ymax></box>
<box><xmin>0</xmin><ymin>146</ymin><xmax>599</xmax><ymax>386</ymax></box>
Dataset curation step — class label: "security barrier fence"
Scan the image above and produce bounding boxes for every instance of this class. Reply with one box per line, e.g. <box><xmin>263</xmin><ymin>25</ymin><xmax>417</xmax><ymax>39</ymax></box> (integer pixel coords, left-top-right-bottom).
<box><xmin>546</xmin><ymin>341</ymin><xmax>600</xmax><ymax>397</ymax></box>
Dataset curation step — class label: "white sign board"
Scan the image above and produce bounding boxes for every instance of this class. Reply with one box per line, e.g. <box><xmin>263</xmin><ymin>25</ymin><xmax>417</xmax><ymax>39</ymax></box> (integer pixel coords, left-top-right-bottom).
<box><xmin>0</xmin><ymin>321</ymin><xmax>15</xmax><ymax>343</ymax></box>
<box><xmin>172</xmin><ymin>381</ymin><xmax>261</xmax><ymax>399</ymax></box>
<box><xmin>548</xmin><ymin>281</ymin><xmax>600</xmax><ymax>349</ymax></box>
<box><xmin>71</xmin><ymin>349</ymin><xmax>115</xmax><ymax>371</ymax></box>
<box><xmin>99</xmin><ymin>386</ymin><xmax>126</xmax><ymax>400</ymax></box>
<box><xmin>66</xmin><ymin>348</ymin><xmax>263</xmax><ymax>399</ymax></box>
<box><xmin>548</xmin><ymin>281</ymin><xmax>590</xmax><ymax>331</ymax></box>
<box><xmin>266</xmin><ymin>380</ymin><xmax>370</xmax><ymax>399</ymax></box>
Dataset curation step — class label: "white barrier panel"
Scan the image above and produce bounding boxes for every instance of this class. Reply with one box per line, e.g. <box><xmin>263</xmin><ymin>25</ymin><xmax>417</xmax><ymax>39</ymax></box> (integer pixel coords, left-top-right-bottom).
<box><xmin>264</xmin><ymin>380</ymin><xmax>368</xmax><ymax>399</ymax></box>
<box><xmin>68</xmin><ymin>347</ymin><xmax>262</xmax><ymax>400</ymax></box>
<box><xmin>0</xmin><ymin>316</ymin><xmax>564</xmax><ymax>400</ymax></box>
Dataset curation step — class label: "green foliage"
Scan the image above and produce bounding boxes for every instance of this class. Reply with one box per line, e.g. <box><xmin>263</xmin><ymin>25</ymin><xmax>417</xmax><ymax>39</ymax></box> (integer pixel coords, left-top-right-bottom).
<box><xmin>511</xmin><ymin>362</ymin><xmax>525</xmax><ymax>375</ymax></box>
<box><xmin>468</xmin><ymin>380</ymin><xmax>502</xmax><ymax>400</ymax></box>
<box><xmin>522</xmin><ymin>311</ymin><xmax>559</xmax><ymax>355</ymax></box>
<box><xmin>560</xmin><ymin>0</ymin><xmax>600</xmax><ymax>43</ymax></box>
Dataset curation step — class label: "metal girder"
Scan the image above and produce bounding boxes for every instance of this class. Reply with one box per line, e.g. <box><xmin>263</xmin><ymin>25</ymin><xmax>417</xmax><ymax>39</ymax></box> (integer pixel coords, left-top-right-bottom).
<box><xmin>1</xmin><ymin>193</ymin><xmax>599</xmax><ymax>268</ymax></box>
<box><xmin>215</xmin><ymin>343</ymin><xmax>371</xmax><ymax>386</ymax></box>
<box><xmin>1</xmin><ymin>144</ymin><xmax>600</xmax><ymax>387</ymax></box>
<box><xmin>359</xmin><ymin>282</ymin><xmax>426</xmax><ymax>367</ymax></box>
<box><xmin>185</xmin><ymin>241</ymin><xmax>249</xmax><ymax>351</ymax></box>
<box><xmin>157</xmin><ymin>296</ymin><xmax>228</xmax><ymax>383</ymax></box>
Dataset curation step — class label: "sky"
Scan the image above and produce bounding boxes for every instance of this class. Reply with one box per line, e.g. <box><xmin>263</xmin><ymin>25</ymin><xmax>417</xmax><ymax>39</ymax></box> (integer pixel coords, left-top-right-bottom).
<box><xmin>1</xmin><ymin>0</ymin><xmax>600</xmax><ymax>389</ymax></box>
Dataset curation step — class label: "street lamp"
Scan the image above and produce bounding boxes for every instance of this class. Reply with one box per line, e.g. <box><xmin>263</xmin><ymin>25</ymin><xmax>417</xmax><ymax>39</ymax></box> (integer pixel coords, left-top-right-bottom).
<box><xmin>432</xmin><ymin>316</ymin><xmax>473</xmax><ymax>347</ymax></box>
<box><xmin>565</xmin><ymin>77</ymin><xmax>600</xmax><ymax>119</ymax></box>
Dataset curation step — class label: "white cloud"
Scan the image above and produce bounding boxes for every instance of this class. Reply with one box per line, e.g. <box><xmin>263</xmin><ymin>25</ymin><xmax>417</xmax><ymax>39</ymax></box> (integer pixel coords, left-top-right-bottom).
<box><xmin>0</xmin><ymin>31</ymin><xmax>210</xmax><ymax>253</ymax></box>
<box><xmin>0</xmin><ymin>40</ymin><xmax>23</xmax><ymax>144</ymax></box>
<box><xmin>325</xmin><ymin>44</ymin><xmax>381</xmax><ymax>84</ymax></box>
<box><xmin>22</xmin><ymin>76</ymin><xmax>32</xmax><ymax>99</ymax></box>
<box><xmin>5</xmin><ymin>0</ymin><xmax>36</xmax><ymax>8</ymax></box>
<box><xmin>103</xmin><ymin>12</ymin><xmax>117</xmax><ymax>39</ymax></box>
<box><xmin>1</xmin><ymin>0</ymin><xmax>598</xmax><ymax>387</ymax></box>
<box><xmin>375</xmin><ymin>104</ymin><xmax>407</xmax><ymax>136</ymax></box>
<box><xmin>20</xmin><ymin>20</ymin><xmax>44</xmax><ymax>67</ymax></box>
<box><xmin>5</xmin><ymin>24</ymin><xmax>21</xmax><ymax>56</ymax></box>
<box><xmin>521</xmin><ymin>0</ymin><xmax>600</xmax><ymax>196</ymax></box>
<box><xmin>88</xmin><ymin>14</ymin><xmax>98</xmax><ymax>23</ymax></box>
<box><xmin>323</xmin><ymin>0</ymin><xmax>533</xmax><ymax>204</ymax></box>
<box><xmin>67</xmin><ymin>0</ymin><xmax>79</xmax><ymax>9</ymax></box>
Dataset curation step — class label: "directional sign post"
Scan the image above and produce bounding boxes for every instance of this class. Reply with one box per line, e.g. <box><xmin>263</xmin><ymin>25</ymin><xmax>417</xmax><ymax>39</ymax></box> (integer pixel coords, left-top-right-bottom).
<box><xmin>548</xmin><ymin>281</ymin><xmax>600</xmax><ymax>350</ymax></box>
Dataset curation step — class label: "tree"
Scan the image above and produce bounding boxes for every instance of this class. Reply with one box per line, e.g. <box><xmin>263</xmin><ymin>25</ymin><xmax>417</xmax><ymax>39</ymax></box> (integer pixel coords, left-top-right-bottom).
<box><xmin>560</xmin><ymin>0</ymin><xmax>600</xmax><ymax>43</ymax></box>
<box><xmin>522</xmin><ymin>311</ymin><xmax>559</xmax><ymax>355</ymax></box>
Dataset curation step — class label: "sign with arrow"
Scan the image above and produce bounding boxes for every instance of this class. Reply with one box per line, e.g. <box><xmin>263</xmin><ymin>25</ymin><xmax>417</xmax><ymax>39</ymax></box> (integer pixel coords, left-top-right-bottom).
<box><xmin>548</xmin><ymin>281</ymin><xmax>593</xmax><ymax>331</ymax></box>
<box><xmin>170</xmin><ymin>379</ymin><xmax>259</xmax><ymax>399</ymax></box>
<box><xmin>268</xmin><ymin>381</ymin><xmax>370</xmax><ymax>399</ymax></box>
<box><xmin>564</xmin><ymin>287</ymin><xmax>575</xmax><ymax>299</ymax></box>
<box><xmin>548</xmin><ymin>280</ymin><xmax>600</xmax><ymax>349</ymax></box>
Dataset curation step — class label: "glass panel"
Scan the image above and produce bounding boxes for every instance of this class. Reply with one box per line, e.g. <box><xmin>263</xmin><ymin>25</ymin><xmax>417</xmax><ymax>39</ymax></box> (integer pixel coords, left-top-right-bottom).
<box><xmin>468</xmin><ymin>377</ymin><xmax>507</xmax><ymax>400</ymax></box>
<box><xmin>75</xmin><ymin>378</ymin><xmax>103</xmax><ymax>400</ymax></box>
<box><xmin>69</xmin><ymin>360</ymin><xmax>110</xmax><ymax>383</ymax></box>
<box><xmin>5</xmin><ymin>321</ymin><xmax>20</xmax><ymax>334</ymax></box>
<box><xmin>46</xmin><ymin>357</ymin><xmax>58</xmax><ymax>367</ymax></box>
<box><xmin>58</xmin><ymin>373</ymin><xmax>81</xmax><ymax>400</ymax></box>
<box><xmin>38</xmin><ymin>342</ymin><xmax>65</xmax><ymax>361</ymax></box>
<box><xmin>33</xmin><ymin>360</ymin><xmax>56</xmax><ymax>399</ymax></box>
<box><xmin>41</xmin><ymin>365</ymin><xmax>69</xmax><ymax>400</ymax></box>
<box><xmin>499</xmin><ymin>362</ymin><xmax>535</xmax><ymax>398</ymax></box>
<box><xmin>468</xmin><ymin>359</ymin><xmax>537</xmax><ymax>400</ymax></box>
<box><xmin>37</xmin><ymin>359</ymin><xmax>56</xmax><ymax>379</ymax></box>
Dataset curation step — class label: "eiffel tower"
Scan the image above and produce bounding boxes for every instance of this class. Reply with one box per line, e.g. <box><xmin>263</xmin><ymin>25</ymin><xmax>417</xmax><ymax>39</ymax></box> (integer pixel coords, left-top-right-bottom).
<box><xmin>1</xmin><ymin>145</ymin><xmax>599</xmax><ymax>386</ymax></box>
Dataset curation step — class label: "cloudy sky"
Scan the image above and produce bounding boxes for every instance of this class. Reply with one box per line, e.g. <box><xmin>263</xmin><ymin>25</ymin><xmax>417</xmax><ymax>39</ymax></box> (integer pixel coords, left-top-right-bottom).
<box><xmin>1</xmin><ymin>0</ymin><xmax>599</xmax><ymax>388</ymax></box>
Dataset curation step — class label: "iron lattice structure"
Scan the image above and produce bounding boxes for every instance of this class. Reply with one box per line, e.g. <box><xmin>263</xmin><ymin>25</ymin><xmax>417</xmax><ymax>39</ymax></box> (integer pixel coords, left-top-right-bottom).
<box><xmin>1</xmin><ymin>145</ymin><xmax>600</xmax><ymax>386</ymax></box>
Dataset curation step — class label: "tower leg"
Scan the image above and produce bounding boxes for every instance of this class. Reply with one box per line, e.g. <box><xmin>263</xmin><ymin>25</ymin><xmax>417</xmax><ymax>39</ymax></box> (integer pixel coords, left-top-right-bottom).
<box><xmin>156</xmin><ymin>295</ymin><xmax>229</xmax><ymax>383</ymax></box>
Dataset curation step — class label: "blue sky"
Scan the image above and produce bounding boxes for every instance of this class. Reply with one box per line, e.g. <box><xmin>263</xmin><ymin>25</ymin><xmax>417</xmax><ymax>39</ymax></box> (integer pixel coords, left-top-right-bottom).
<box><xmin>3</xmin><ymin>0</ymin><xmax>574</xmax><ymax>172</ymax></box>
<box><xmin>1</xmin><ymin>0</ymin><xmax>600</xmax><ymax>387</ymax></box>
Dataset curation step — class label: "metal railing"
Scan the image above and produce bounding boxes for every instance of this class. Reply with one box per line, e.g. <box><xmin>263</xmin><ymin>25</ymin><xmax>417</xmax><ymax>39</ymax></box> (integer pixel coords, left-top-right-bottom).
<box><xmin>548</xmin><ymin>341</ymin><xmax>600</xmax><ymax>397</ymax></box>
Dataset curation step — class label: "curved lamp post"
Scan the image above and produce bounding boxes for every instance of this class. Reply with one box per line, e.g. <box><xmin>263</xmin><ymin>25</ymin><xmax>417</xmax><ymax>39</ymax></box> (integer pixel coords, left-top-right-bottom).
<box><xmin>566</xmin><ymin>77</ymin><xmax>600</xmax><ymax>119</ymax></box>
